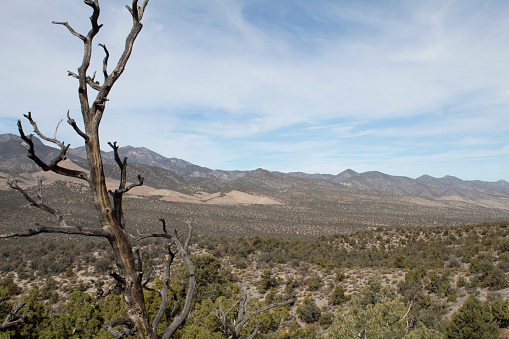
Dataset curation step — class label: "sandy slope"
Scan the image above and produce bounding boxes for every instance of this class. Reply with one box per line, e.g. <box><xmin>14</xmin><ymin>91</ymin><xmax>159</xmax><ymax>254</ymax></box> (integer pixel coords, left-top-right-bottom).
<box><xmin>1</xmin><ymin>160</ymin><xmax>281</xmax><ymax>206</ymax></box>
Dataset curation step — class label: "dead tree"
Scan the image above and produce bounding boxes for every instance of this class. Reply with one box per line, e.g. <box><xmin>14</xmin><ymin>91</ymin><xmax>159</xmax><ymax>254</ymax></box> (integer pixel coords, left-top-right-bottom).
<box><xmin>0</xmin><ymin>302</ymin><xmax>30</xmax><ymax>331</ymax></box>
<box><xmin>1</xmin><ymin>1</ymin><xmax>195</xmax><ymax>338</ymax></box>
<box><xmin>217</xmin><ymin>286</ymin><xmax>293</xmax><ymax>339</ymax></box>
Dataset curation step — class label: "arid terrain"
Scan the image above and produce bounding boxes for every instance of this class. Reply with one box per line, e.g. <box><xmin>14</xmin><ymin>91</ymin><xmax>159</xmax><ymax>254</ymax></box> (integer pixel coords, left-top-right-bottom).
<box><xmin>2</xmin><ymin>155</ymin><xmax>508</xmax><ymax>239</ymax></box>
<box><xmin>2</xmin><ymin>133</ymin><xmax>509</xmax><ymax>337</ymax></box>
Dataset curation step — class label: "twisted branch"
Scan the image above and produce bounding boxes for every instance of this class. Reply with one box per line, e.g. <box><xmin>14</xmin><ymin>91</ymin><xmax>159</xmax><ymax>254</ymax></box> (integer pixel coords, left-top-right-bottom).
<box><xmin>17</xmin><ymin>114</ymin><xmax>89</xmax><ymax>181</ymax></box>
<box><xmin>51</xmin><ymin>21</ymin><xmax>86</xmax><ymax>41</ymax></box>
<box><xmin>137</xmin><ymin>220</ymin><xmax>195</xmax><ymax>339</ymax></box>
<box><xmin>3</xmin><ymin>178</ymin><xmax>106</xmax><ymax>239</ymax></box>
<box><xmin>67</xmin><ymin>111</ymin><xmax>89</xmax><ymax>141</ymax></box>
<box><xmin>99</xmin><ymin>43</ymin><xmax>110</xmax><ymax>80</ymax></box>
<box><xmin>67</xmin><ymin>71</ymin><xmax>102</xmax><ymax>91</ymax></box>
<box><xmin>0</xmin><ymin>302</ymin><xmax>30</xmax><ymax>330</ymax></box>
<box><xmin>107</xmin><ymin>141</ymin><xmax>144</xmax><ymax>228</ymax></box>
<box><xmin>103</xmin><ymin>317</ymin><xmax>136</xmax><ymax>338</ymax></box>
<box><xmin>8</xmin><ymin>178</ymin><xmax>66</xmax><ymax>226</ymax></box>
<box><xmin>217</xmin><ymin>286</ymin><xmax>293</xmax><ymax>339</ymax></box>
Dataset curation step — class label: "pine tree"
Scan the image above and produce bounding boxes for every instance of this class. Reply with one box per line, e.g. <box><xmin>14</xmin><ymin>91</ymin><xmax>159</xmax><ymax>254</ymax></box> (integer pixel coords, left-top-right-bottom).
<box><xmin>445</xmin><ymin>295</ymin><xmax>499</xmax><ymax>339</ymax></box>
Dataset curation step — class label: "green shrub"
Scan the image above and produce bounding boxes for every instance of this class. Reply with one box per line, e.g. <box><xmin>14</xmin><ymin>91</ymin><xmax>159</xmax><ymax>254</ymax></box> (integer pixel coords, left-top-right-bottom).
<box><xmin>445</xmin><ymin>295</ymin><xmax>499</xmax><ymax>339</ymax></box>
<box><xmin>307</xmin><ymin>276</ymin><xmax>323</xmax><ymax>291</ymax></box>
<box><xmin>297</xmin><ymin>297</ymin><xmax>321</xmax><ymax>323</ymax></box>
<box><xmin>456</xmin><ymin>276</ymin><xmax>467</xmax><ymax>288</ymax></box>
<box><xmin>446</xmin><ymin>294</ymin><xmax>457</xmax><ymax>303</ymax></box>
<box><xmin>258</xmin><ymin>270</ymin><xmax>280</xmax><ymax>293</ymax></box>
<box><xmin>330</xmin><ymin>285</ymin><xmax>349</xmax><ymax>305</ymax></box>
<box><xmin>0</xmin><ymin>274</ymin><xmax>22</xmax><ymax>296</ymax></box>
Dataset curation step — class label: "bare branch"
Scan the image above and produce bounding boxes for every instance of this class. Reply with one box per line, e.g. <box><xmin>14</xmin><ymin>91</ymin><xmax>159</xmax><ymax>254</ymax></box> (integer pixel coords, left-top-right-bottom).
<box><xmin>126</xmin><ymin>175</ymin><xmax>144</xmax><ymax>192</ymax></box>
<box><xmin>218</xmin><ymin>299</ymin><xmax>239</xmax><ymax>336</ymax></box>
<box><xmin>99</xmin><ymin>43</ymin><xmax>110</xmax><ymax>80</ymax></box>
<box><xmin>217</xmin><ymin>285</ymin><xmax>293</xmax><ymax>339</ymax></box>
<box><xmin>92</xmin><ymin>0</ymin><xmax>149</xmax><ymax>126</ymax></box>
<box><xmin>107</xmin><ymin>141</ymin><xmax>144</xmax><ymax>228</ymax></box>
<box><xmin>237</xmin><ymin>298</ymin><xmax>293</xmax><ymax>332</ymax></box>
<box><xmin>21</xmin><ymin>112</ymin><xmax>70</xmax><ymax>168</ymax></box>
<box><xmin>52</xmin><ymin>21</ymin><xmax>86</xmax><ymax>41</ymax></box>
<box><xmin>246</xmin><ymin>321</ymin><xmax>263</xmax><ymax>339</ymax></box>
<box><xmin>68</xmin><ymin>71</ymin><xmax>102</xmax><ymax>91</ymax></box>
<box><xmin>0</xmin><ymin>223</ymin><xmax>107</xmax><ymax>239</ymax></box>
<box><xmin>0</xmin><ymin>302</ymin><xmax>29</xmax><ymax>331</ymax></box>
<box><xmin>8</xmin><ymin>178</ymin><xmax>67</xmax><ymax>226</ymax></box>
<box><xmin>138</xmin><ymin>0</ymin><xmax>150</xmax><ymax>20</ymax></box>
<box><xmin>67</xmin><ymin>110</ymin><xmax>89</xmax><ymax>141</ymax></box>
<box><xmin>159</xmin><ymin>218</ymin><xmax>168</xmax><ymax>235</ymax></box>
<box><xmin>109</xmin><ymin>141</ymin><xmax>125</xmax><ymax>169</ymax></box>
<box><xmin>23</xmin><ymin>112</ymin><xmax>66</xmax><ymax>150</ymax></box>
<box><xmin>152</xmin><ymin>244</ymin><xmax>175</xmax><ymax>331</ymax></box>
<box><xmin>142</xmin><ymin>268</ymin><xmax>155</xmax><ymax>290</ymax></box>
<box><xmin>136</xmin><ymin>223</ymin><xmax>191</xmax><ymax>335</ymax></box>
<box><xmin>161</xmin><ymin>221</ymin><xmax>195</xmax><ymax>339</ymax></box>
<box><xmin>84</xmin><ymin>0</ymin><xmax>103</xmax><ymax>37</ymax></box>
<box><xmin>17</xmin><ymin>116</ymin><xmax>89</xmax><ymax>181</ymax></box>
<box><xmin>168</xmin><ymin>287</ymin><xmax>179</xmax><ymax>319</ymax></box>
<box><xmin>103</xmin><ymin>317</ymin><xmax>136</xmax><ymax>338</ymax></box>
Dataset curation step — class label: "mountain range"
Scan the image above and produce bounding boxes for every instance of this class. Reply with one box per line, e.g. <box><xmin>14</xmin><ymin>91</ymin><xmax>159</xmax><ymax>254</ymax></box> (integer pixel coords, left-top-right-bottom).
<box><xmin>2</xmin><ymin>133</ymin><xmax>508</xmax><ymax>200</ymax></box>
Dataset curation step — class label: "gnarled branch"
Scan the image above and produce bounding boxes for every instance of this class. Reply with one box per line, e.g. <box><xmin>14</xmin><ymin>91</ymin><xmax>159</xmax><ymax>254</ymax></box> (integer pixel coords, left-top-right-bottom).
<box><xmin>103</xmin><ymin>317</ymin><xmax>136</xmax><ymax>338</ymax></box>
<box><xmin>0</xmin><ymin>224</ymin><xmax>107</xmax><ymax>239</ymax></box>
<box><xmin>91</xmin><ymin>0</ymin><xmax>146</xmax><ymax>126</ymax></box>
<box><xmin>67</xmin><ymin>110</ymin><xmax>89</xmax><ymax>141</ymax></box>
<box><xmin>8</xmin><ymin>178</ymin><xmax>66</xmax><ymax>226</ymax></box>
<box><xmin>17</xmin><ymin>114</ymin><xmax>89</xmax><ymax>181</ymax></box>
<box><xmin>99</xmin><ymin>43</ymin><xmax>110</xmax><ymax>80</ymax></box>
<box><xmin>151</xmin><ymin>243</ymin><xmax>175</xmax><ymax>332</ymax></box>
<box><xmin>137</xmin><ymin>220</ymin><xmax>195</xmax><ymax>339</ymax></box>
<box><xmin>52</xmin><ymin>21</ymin><xmax>86</xmax><ymax>41</ymax></box>
<box><xmin>3</xmin><ymin>178</ymin><xmax>106</xmax><ymax>239</ymax></box>
<box><xmin>217</xmin><ymin>286</ymin><xmax>293</xmax><ymax>339</ymax></box>
<box><xmin>0</xmin><ymin>302</ymin><xmax>29</xmax><ymax>331</ymax></box>
<box><xmin>107</xmin><ymin>141</ymin><xmax>144</xmax><ymax>228</ymax></box>
<box><xmin>68</xmin><ymin>71</ymin><xmax>102</xmax><ymax>91</ymax></box>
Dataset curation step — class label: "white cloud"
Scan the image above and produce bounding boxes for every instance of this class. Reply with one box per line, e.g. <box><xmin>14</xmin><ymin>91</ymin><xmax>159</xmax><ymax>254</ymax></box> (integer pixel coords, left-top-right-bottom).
<box><xmin>1</xmin><ymin>0</ymin><xmax>509</xmax><ymax>180</ymax></box>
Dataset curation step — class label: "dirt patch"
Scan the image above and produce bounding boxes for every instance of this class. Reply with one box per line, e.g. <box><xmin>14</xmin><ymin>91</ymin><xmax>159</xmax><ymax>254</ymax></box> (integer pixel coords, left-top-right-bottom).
<box><xmin>128</xmin><ymin>187</ymin><xmax>281</xmax><ymax>206</ymax></box>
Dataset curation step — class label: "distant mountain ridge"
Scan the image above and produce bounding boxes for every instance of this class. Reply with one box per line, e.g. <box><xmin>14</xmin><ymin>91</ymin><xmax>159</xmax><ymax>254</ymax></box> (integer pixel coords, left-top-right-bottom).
<box><xmin>69</xmin><ymin>144</ymin><xmax>247</xmax><ymax>181</ymax></box>
<box><xmin>1</xmin><ymin>133</ymin><xmax>508</xmax><ymax>200</ymax></box>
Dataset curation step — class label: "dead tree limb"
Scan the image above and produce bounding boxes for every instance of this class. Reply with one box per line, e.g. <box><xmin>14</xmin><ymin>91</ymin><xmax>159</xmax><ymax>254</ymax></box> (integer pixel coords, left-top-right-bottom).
<box><xmin>137</xmin><ymin>220</ymin><xmax>196</xmax><ymax>339</ymax></box>
<box><xmin>17</xmin><ymin>115</ymin><xmax>89</xmax><ymax>181</ymax></box>
<box><xmin>217</xmin><ymin>286</ymin><xmax>293</xmax><ymax>339</ymax></box>
<box><xmin>103</xmin><ymin>317</ymin><xmax>136</xmax><ymax>338</ymax></box>
<box><xmin>108</xmin><ymin>141</ymin><xmax>144</xmax><ymax>228</ymax></box>
<box><xmin>0</xmin><ymin>302</ymin><xmax>30</xmax><ymax>331</ymax></box>
<box><xmin>8</xmin><ymin>178</ymin><xmax>66</xmax><ymax>226</ymax></box>
<box><xmin>4</xmin><ymin>178</ymin><xmax>107</xmax><ymax>239</ymax></box>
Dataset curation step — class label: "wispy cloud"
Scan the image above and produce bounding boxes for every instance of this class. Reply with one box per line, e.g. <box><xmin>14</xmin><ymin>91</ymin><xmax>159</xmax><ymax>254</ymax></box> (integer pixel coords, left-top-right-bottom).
<box><xmin>1</xmin><ymin>0</ymin><xmax>508</xmax><ymax>181</ymax></box>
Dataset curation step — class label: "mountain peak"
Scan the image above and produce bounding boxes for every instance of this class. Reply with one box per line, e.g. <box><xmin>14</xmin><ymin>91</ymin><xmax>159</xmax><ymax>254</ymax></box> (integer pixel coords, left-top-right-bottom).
<box><xmin>332</xmin><ymin>169</ymin><xmax>359</xmax><ymax>183</ymax></box>
<box><xmin>0</xmin><ymin>133</ymin><xmax>20</xmax><ymax>142</ymax></box>
<box><xmin>249</xmin><ymin>168</ymin><xmax>272</xmax><ymax>177</ymax></box>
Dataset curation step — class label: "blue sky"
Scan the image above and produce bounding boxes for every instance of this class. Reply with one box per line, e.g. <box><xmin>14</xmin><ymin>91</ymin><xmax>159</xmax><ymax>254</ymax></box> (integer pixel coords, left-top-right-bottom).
<box><xmin>1</xmin><ymin>0</ymin><xmax>509</xmax><ymax>181</ymax></box>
